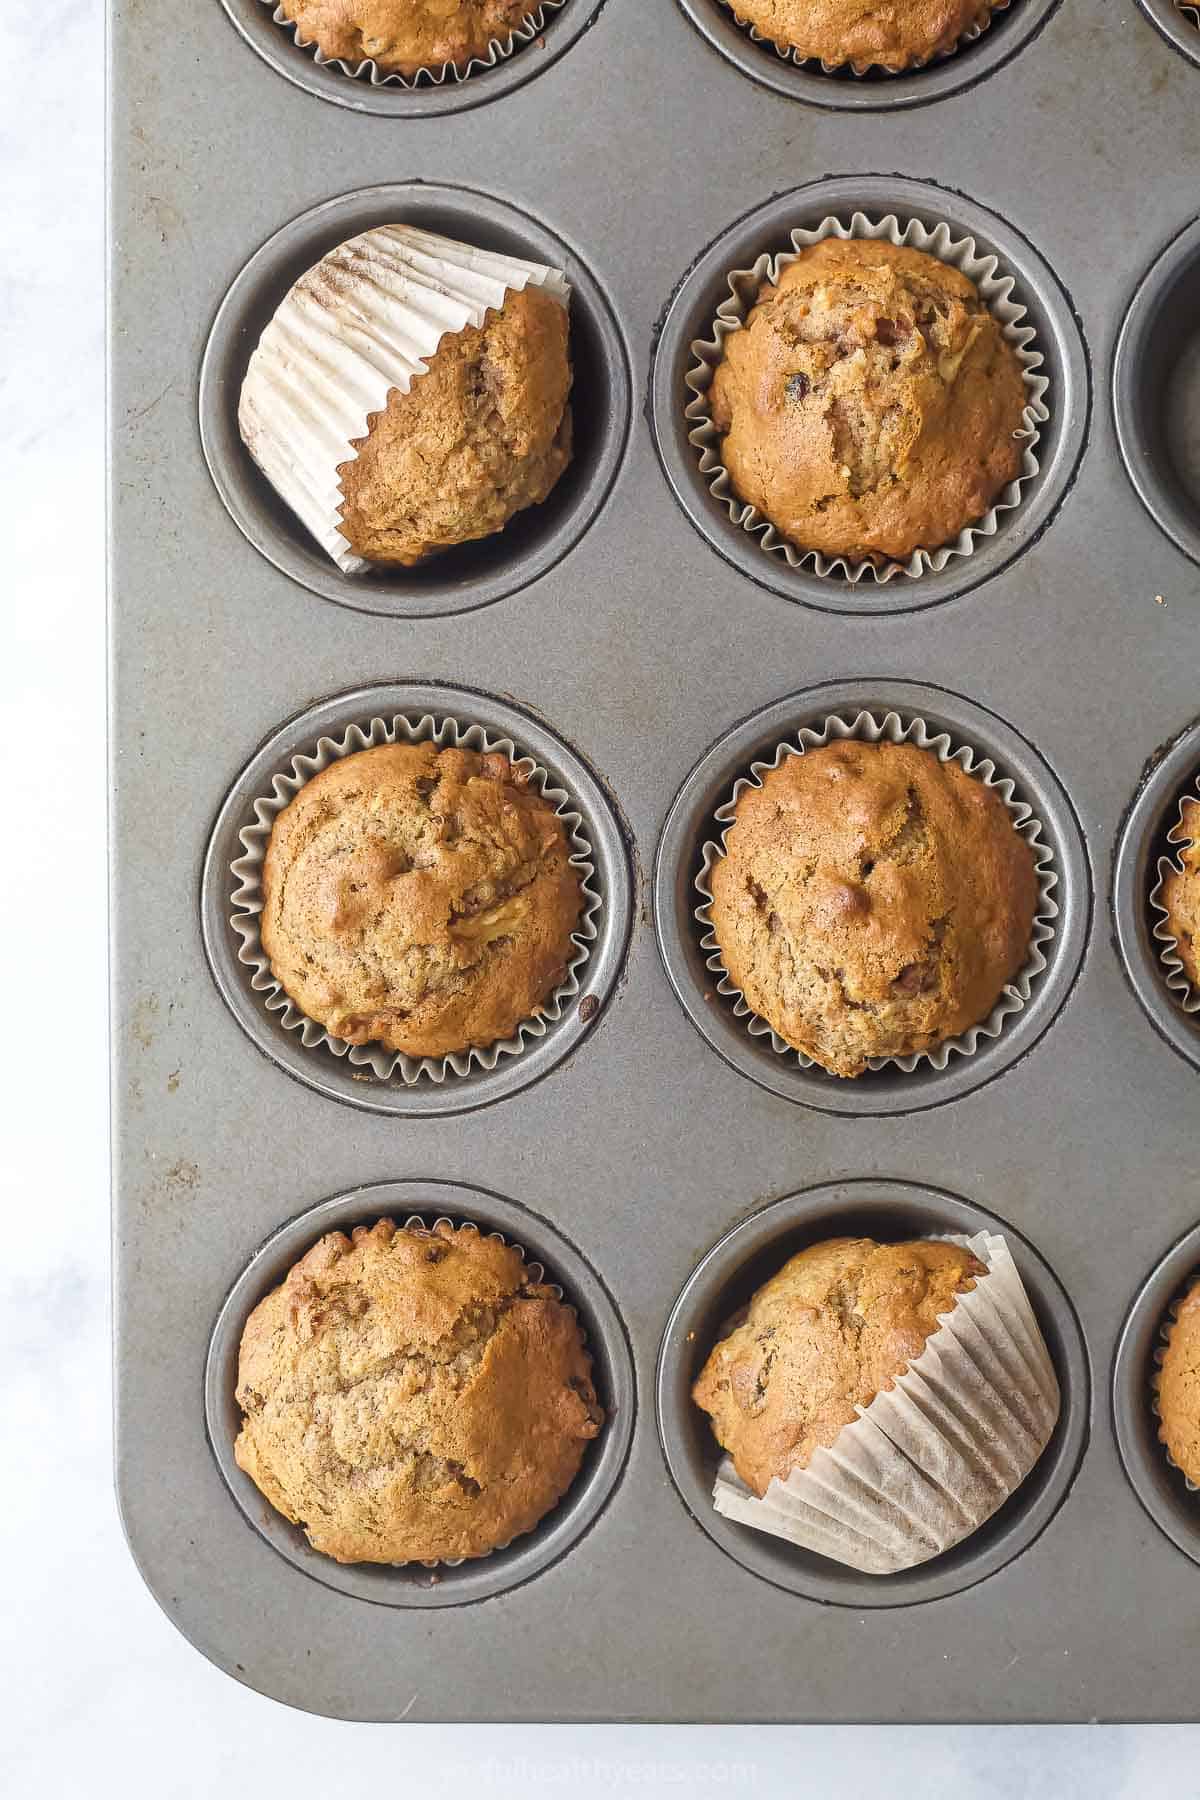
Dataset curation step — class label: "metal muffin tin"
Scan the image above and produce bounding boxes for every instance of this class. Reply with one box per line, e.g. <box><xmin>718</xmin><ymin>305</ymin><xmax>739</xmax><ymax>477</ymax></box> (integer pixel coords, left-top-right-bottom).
<box><xmin>110</xmin><ymin>0</ymin><xmax>1200</xmax><ymax>1723</ymax></box>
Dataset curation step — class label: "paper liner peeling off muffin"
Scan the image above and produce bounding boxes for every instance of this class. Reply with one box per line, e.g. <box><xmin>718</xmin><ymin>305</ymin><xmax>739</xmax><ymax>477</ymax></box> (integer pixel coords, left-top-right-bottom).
<box><xmin>238</xmin><ymin>224</ymin><xmax>572</xmax><ymax>574</ymax></box>
<box><xmin>694</xmin><ymin>709</ymin><xmax>1057</xmax><ymax>1078</ymax></box>
<box><xmin>229</xmin><ymin>711</ymin><xmax>600</xmax><ymax>1085</ymax></box>
<box><xmin>1149</xmin><ymin>787</ymin><xmax>1200</xmax><ymax>1016</ymax></box>
<box><xmin>1151</xmin><ymin>1275</ymin><xmax>1200</xmax><ymax>1494</ymax></box>
<box><xmin>234</xmin><ymin>1213</ymin><xmax>604</xmax><ymax>1567</ymax></box>
<box><xmin>716</xmin><ymin>0</ymin><xmax>1010</xmax><ymax>75</ymax></box>
<box><xmin>264</xmin><ymin>0</ymin><xmax>564</xmax><ymax>87</ymax></box>
<box><xmin>696</xmin><ymin>1230</ymin><xmax>1059</xmax><ymax>1574</ymax></box>
<box><xmin>685</xmin><ymin>213</ymin><xmax>1048</xmax><ymax>584</ymax></box>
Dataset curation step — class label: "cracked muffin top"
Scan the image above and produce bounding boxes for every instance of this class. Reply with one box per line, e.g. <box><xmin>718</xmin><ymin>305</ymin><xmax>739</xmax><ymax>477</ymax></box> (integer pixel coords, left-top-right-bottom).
<box><xmin>728</xmin><ymin>0</ymin><xmax>999</xmax><ymax>70</ymax></box>
<box><xmin>1159</xmin><ymin>798</ymin><xmax>1200</xmax><ymax>991</ymax></box>
<box><xmin>260</xmin><ymin>742</ymin><xmax>584</xmax><ymax>1061</ymax></box>
<box><xmin>693</xmin><ymin>1236</ymin><xmax>985</xmax><ymax>1497</ymax></box>
<box><xmin>1157</xmin><ymin>1279</ymin><xmax>1200</xmax><ymax>1488</ymax></box>
<box><xmin>337</xmin><ymin>283</ymin><xmax>572</xmax><ymax>567</ymax></box>
<box><xmin>707</xmin><ymin>739</ymin><xmax>1039</xmax><ymax>1077</ymax></box>
<box><xmin>235</xmin><ymin>1218</ymin><xmax>604</xmax><ymax>1564</ymax></box>
<box><xmin>277</xmin><ymin>0</ymin><xmax>538</xmax><ymax>77</ymax></box>
<box><xmin>708</xmin><ymin>238</ymin><xmax>1028</xmax><ymax>565</ymax></box>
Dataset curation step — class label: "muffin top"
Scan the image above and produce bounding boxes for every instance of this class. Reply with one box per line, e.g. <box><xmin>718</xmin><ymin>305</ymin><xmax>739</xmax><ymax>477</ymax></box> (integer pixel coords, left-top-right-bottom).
<box><xmin>1157</xmin><ymin>1279</ymin><xmax>1200</xmax><ymax>1487</ymax></box>
<box><xmin>338</xmin><ymin>283</ymin><xmax>572</xmax><ymax>567</ymax></box>
<box><xmin>279</xmin><ymin>0</ymin><xmax>537</xmax><ymax>76</ymax></box>
<box><xmin>707</xmin><ymin>739</ymin><xmax>1039</xmax><ymax>1077</ymax></box>
<box><xmin>693</xmin><ymin>1236</ymin><xmax>985</xmax><ymax>1497</ymax></box>
<box><xmin>729</xmin><ymin>0</ymin><xmax>998</xmax><ymax>70</ymax></box>
<box><xmin>235</xmin><ymin>1218</ymin><xmax>604</xmax><ymax>1564</ymax></box>
<box><xmin>1159</xmin><ymin>798</ymin><xmax>1200</xmax><ymax>990</ymax></box>
<box><xmin>708</xmin><ymin>238</ymin><xmax>1028</xmax><ymax>565</ymax></box>
<box><xmin>260</xmin><ymin>742</ymin><xmax>584</xmax><ymax>1060</ymax></box>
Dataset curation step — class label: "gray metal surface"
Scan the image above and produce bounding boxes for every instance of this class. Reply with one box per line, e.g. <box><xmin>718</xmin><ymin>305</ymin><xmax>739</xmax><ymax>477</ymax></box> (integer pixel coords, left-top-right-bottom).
<box><xmin>110</xmin><ymin>0</ymin><xmax>1200</xmax><ymax>1723</ymax></box>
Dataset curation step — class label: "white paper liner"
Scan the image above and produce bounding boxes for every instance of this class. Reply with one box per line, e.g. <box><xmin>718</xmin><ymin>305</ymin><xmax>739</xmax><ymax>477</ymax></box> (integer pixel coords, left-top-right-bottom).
<box><xmin>710</xmin><ymin>1230</ymin><xmax>1060</xmax><ymax>1573</ymax></box>
<box><xmin>694</xmin><ymin>709</ymin><xmax>1058</xmax><ymax>1075</ymax></box>
<box><xmin>1150</xmin><ymin>782</ymin><xmax>1200</xmax><ymax>1014</ymax></box>
<box><xmin>685</xmin><ymin>212</ymin><xmax>1049</xmax><ymax>584</ymax></box>
<box><xmin>229</xmin><ymin>712</ymin><xmax>600</xmax><ymax>1085</ymax></box>
<box><xmin>263</xmin><ymin>0</ymin><xmax>564</xmax><ymax>87</ymax></box>
<box><xmin>237</xmin><ymin>225</ymin><xmax>571</xmax><ymax>574</ymax></box>
<box><xmin>1151</xmin><ymin>1276</ymin><xmax>1200</xmax><ymax>1494</ymax></box>
<box><xmin>716</xmin><ymin>0</ymin><xmax>1008</xmax><ymax>75</ymax></box>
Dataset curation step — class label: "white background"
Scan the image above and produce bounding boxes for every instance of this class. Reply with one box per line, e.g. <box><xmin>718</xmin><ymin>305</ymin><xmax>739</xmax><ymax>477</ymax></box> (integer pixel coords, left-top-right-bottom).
<box><xmin>1</xmin><ymin>2</ymin><xmax>1196</xmax><ymax>1792</ymax></box>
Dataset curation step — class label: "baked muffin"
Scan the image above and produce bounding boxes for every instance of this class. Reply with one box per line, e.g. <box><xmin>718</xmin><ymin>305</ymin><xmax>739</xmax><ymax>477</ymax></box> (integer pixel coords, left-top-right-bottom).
<box><xmin>1159</xmin><ymin>798</ymin><xmax>1200</xmax><ymax>989</ymax></box>
<box><xmin>235</xmin><ymin>1219</ymin><xmax>604</xmax><ymax>1564</ymax></box>
<box><xmin>1157</xmin><ymin>1279</ymin><xmax>1200</xmax><ymax>1486</ymax></box>
<box><xmin>693</xmin><ymin>1236</ymin><xmax>984</xmax><ymax>1497</ymax></box>
<box><xmin>729</xmin><ymin>0</ymin><xmax>999</xmax><ymax>70</ymax></box>
<box><xmin>708</xmin><ymin>238</ymin><xmax>1028</xmax><ymax>565</ymax></box>
<box><xmin>260</xmin><ymin>742</ymin><xmax>584</xmax><ymax>1060</ymax></box>
<box><xmin>707</xmin><ymin>739</ymin><xmax>1039</xmax><ymax>1077</ymax></box>
<box><xmin>238</xmin><ymin>225</ymin><xmax>572</xmax><ymax>572</ymax></box>
<box><xmin>278</xmin><ymin>0</ymin><xmax>537</xmax><ymax>77</ymax></box>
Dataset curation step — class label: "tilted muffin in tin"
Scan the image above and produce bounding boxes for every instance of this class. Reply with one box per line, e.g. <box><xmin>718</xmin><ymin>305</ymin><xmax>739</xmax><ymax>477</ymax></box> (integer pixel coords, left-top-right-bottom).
<box><xmin>235</xmin><ymin>1218</ymin><xmax>605</xmax><ymax>1564</ymax></box>
<box><xmin>1156</xmin><ymin>1278</ymin><xmax>1200</xmax><ymax>1487</ymax></box>
<box><xmin>1158</xmin><ymin>797</ymin><xmax>1200</xmax><ymax>991</ymax></box>
<box><xmin>707</xmin><ymin>738</ymin><xmax>1039</xmax><ymax>1077</ymax></box>
<box><xmin>260</xmin><ymin>742</ymin><xmax>584</xmax><ymax>1060</ymax></box>
<box><xmin>727</xmin><ymin>0</ymin><xmax>1001</xmax><ymax>70</ymax></box>
<box><xmin>708</xmin><ymin>238</ymin><xmax>1027</xmax><ymax>566</ymax></box>
<box><xmin>693</xmin><ymin>1236</ymin><xmax>984</xmax><ymax>1496</ymax></box>
<box><xmin>275</xmin><ymin>0</ymin><xmax>540</xmax><ymax>77</ymax></box>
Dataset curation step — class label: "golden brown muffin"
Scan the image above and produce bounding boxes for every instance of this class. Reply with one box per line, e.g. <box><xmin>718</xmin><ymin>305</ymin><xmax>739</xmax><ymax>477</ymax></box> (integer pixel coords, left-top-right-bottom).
<box><xmin>337</xmin><ymin>284</ymin><xmax>571</xmax><ymax>567</ymax></box>
<box><xmin>279</xmin><ymin>0</ymin><xmax>536</xmax><ymax>76</ymax></box>
<box><xmin>693</xmin><ymin>1236</ymin><xmax>984</xmax><ymax>1497</ymax></box>
<box><xmin>708</xmin><ymin>238</ymin><xmax>1028</xmax><ymax>565</ymax></box>
<box><xmin>1158</xmin><ymin>1280</ymin><xmax>1200</xmax><ymax>1486</ymax></box>
<box><xmin>707</xmin><ymin>739</ymin><xmax>1039</xmax><ymax>1077</ymax></box>
<box><xmin>260</xmin><ymin>742</ymin><xmax>583</xmax><ymax>1060</ymax></box>
<box><xmin>1159</xmin><ymin>798</ymin><xmax>1200</xmax><ymax>990</ymax></box>
<box><xmin>235</xmin><ymin>1219</ymin><xmax>604</xmax><ymax>1564</ymax></box>
<box><xmin>729</xmin><ymin>0</ymin><xmax>999</xmax><ymax>69</ymax></box>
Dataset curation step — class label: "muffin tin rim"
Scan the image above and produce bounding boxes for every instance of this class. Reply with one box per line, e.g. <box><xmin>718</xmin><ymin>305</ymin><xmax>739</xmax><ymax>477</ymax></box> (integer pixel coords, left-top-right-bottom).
<box><xmin>199</xmin><ymin>680</ymin><xmax>635</xmax><ymax>1117</ymax></box>
<box><xmin>1135</xmin><ymin>0</ymin><xmax>1200</xmax><ymax>70</ymax></box>
<box><xmin>655</xmin><ymin>1177</ymin><xmax>1092</xmax><ymax>1610</ymax></box>
<box><xmin>204</xmin><ymin>1178</ymin><xmax>638</xmax><ymax>1609</ymax></box>
<box><xmin>197</xmin><ymin>179</ymin><xmax>633</xmax><ymax>620</ymax></box>
<box><xmin>216</xmin><ymin>0</ymin><xmax>611</xmax><ymax>115</ymax></box>
<box><xmin>652</xmin><ymin>677</ymin><xmax>1094</xmax><ymax>1115</ymax></box>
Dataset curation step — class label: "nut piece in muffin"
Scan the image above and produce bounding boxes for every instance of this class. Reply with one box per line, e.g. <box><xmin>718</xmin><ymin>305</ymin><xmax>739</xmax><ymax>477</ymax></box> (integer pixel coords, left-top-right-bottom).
<box><xmin>278</xmin><ymin>0</ymin><xmax>538</xmax><ymax>77</ymax></box>
<box><xmin>1159</xmin><ymin>797</ymin><xmax>1200</xmax><ymax>990</ymax></box>
<box><xmin>693</xmin><ymin>1236</ymin><xmax>984</xmax><ymax>1497</ymax></box>
<box><xmin>260</xmin><ymin>742</ymin><xmax>584</xmax><ymax>1061</ymax></box>
<box><xmin>707</xmin><ymin>739</ymin><xmax>1039</xmax><ymax>1077</ymax></box>
<box><xmin>235</xmin><ymin>1219</ymin><xmax>604</xmax><ymax>1563</ymax></box>
<box><xmin>708</xmin><ymin>238</ymin><xmax>1028</xmax><ymax>565</ymax></box>
<box><xmin>729</xmin><ymin>0</ymin><xmax>999</xmax><ymax>71</ymax></box>
<box><xmin>1157</xmin><ymin>1279</ymin><xmax>1200</xmax><ymax>1487</ymax></box>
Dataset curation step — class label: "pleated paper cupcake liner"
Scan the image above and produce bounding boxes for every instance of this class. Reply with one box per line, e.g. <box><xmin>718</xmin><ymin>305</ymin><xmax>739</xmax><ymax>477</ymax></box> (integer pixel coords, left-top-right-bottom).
<box><xmin>263</xmin><ymin>0</ymin><xmax>564</xmax><ymax>87</ymax></box>
<box><xmin>716</xmin><ymin>0</ymin><xmax>1009</xmax><ymax>76</ymax></box>
<box><xmin>228</xmin><ymin>711</ymin><xmax>600</xmax><ymax>1085</ymax></box>
<box><xmin>693</xmin><ymin>709</ymin><xmax>1058</xmax><ymax>1074</ymax></box>
<box><xmin>711</xmin><ymin>1230</ymin><xmax>1060</xmax><ymax>1573</ymax></box>
<box><xmin>237</xmin><ymin>224</ymin><xmax>570</xmax><ymax>574</ymax></box>
<box><xmin>1150</xmin><ymin>1276</ymin><xmax>1200</xmax><ymax>1494</ymax></box>
<box><xmin>1149</xmin><ymin>784</ymin><xmax>1200</xmax><ymax>1014</ymax></box>
<box><xmin>685</xmin><ymin>212</ymin><xmax>1049</xmax><ymax>585</ymax></box>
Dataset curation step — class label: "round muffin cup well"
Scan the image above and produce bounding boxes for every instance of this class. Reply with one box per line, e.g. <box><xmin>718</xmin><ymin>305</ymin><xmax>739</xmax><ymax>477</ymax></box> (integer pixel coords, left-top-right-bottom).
<box><xmin>229</xmin><ymin>710</ymin><xmax>600</xmax><ymax>1086</ymax></box>
<box><xmin>262</xmin><ymin>0</ymin><xmax>564</xmax><ymax>88</ymax></box>
<box><xmin>686</xmin><ymin>212</ymin><xmax>1049</xmax><ymax>587</ymax></box>
<box><xmin>207</xmin><ymin>1180</ymin><xmax>636</xmax><ymax>1607</ymax></box>
<box><xmin>713</xmin><ymin>0</ymin><xmax>1008</xmax><ymax>77</ymax></box>
<box><xmin>1149</xmin><ymin>780</ymin><xmax>1200</xmax><ymax>1015</ymax></box>
<box><xmin>1137</xmin><ymin>0</ymin><xmax>1200</xmax><ymax>70</ymax></box>
<box><xmin>708</xmin><ymin>1227</ymin><xmax>1060</xmax><ymax>1574</ymax></box>
<box><xmin>695</xmin><ymin>708</ymin><xmax>1058</xmax><ymax>1077</ymax></box>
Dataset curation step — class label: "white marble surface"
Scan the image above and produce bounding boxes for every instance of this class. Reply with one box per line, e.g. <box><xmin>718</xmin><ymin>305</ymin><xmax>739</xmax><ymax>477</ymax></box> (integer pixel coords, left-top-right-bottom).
<box><xmin>1</xmin><ymin>2</ymin><xmax>1197</xmax><ymax>1792</ymax></box>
